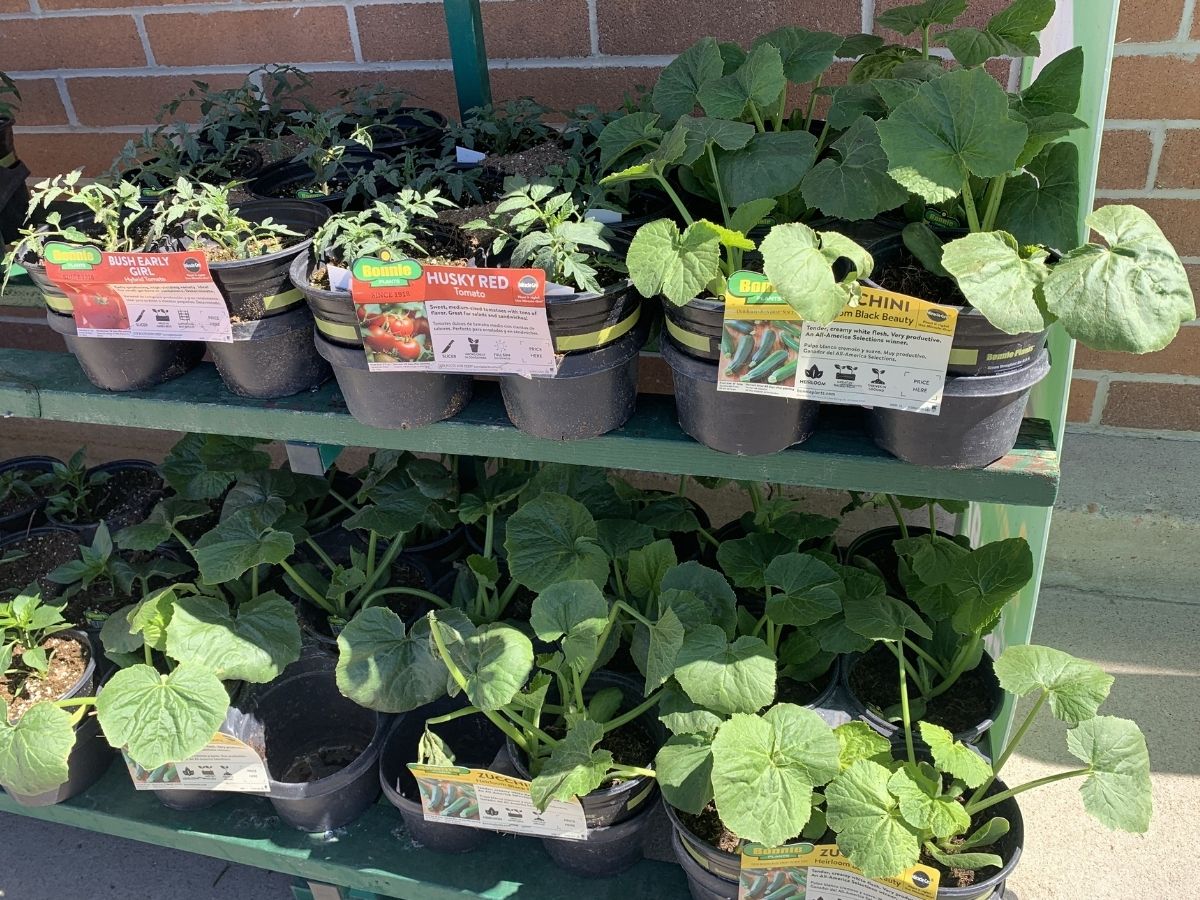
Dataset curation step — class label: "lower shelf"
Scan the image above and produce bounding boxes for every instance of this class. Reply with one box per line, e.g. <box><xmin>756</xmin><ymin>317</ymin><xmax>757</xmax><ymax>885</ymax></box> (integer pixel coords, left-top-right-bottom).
<box><xmin>0</xmin><ymin>764</ymin><xmax>688</xmax><ymax>900</ymax></box>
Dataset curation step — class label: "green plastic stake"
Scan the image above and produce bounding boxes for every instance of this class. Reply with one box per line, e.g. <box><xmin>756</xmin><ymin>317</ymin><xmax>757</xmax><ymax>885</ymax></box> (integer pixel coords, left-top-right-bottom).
<box><xmin>443</xmin><ymin>0</ymin><xmax>492</xmax><ymax>116</ymax></box>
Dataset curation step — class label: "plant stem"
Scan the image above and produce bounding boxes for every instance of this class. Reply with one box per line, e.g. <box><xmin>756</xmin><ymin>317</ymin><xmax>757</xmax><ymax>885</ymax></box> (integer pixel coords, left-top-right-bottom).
<box><xmin>424</xmin><ymin>705</ymin><xmax>481</xmax><ymax>728</ymax></box>
<box><xmin>53</xmin><ymin>697</ymin><xmax>95</xmax><ymax>709</ymax></box>
<box><xmin>278</xmin><ymin>560</ymin><xmax>331</xmax><ymax>610</ymax></box>
<box><xmin>303</xmin><ymin>538</ymin><xmax>338</xmax><ymax>571</ymax></box>
<box><xmin>804</xmin><ymin>76</ymin><xmax>823</xmax><ymax>132</ymax></box>
<box><xmin>925</xmin><ymin>635</ymin><xmax>980</xmax><ymax>701</ymax></box>
<box><xmin>696</xmin><ymin>526</ymin><xmax>720</xmax><ymax>549</ymax></box>
<box><xmin>610</xmin><ymin>763</ymin><xmax>657</xmax><ymax>778</ymax></box>
<box><xmin>483</xmin><ymin>513</ymin><xmax>495</xmax><ymax>560</ymax></box>
<box><xmin>655</xmin><ymin>174</ymin><xmax>695</xmax><ymax>226</ymax></box>
<box><xmin>901</xmin><ymin>636</ymin><xmax>947</xmax><ymax>677</ymax></box>
<box><xmin>749</xmin><ymin>102</ymin><xmax>767</xmax><ymax>133</ymax></box>
<box><xmin>922</xmin><ymin>26</ymin><xmax>931</xmax><ymax>59</ymax></box>
<box><xmin>966</xmin><ymin>768</ymin><xmax>1092</xmax><ymax>816</ymax></box>
<box><xmin>980</xmin><ymin>174</ymin><xmax>1008</xmax><ymax>233</ymax></box>
<box><xmin>707</xmin><ymin>143</ymin><xmax>732</xmax><ymax>227</ymax></box>
<box><xmin>748</xmin><ymin>483</ymin><xmax>763</xmax><ymax>516</ymax></box>
<box><xmin>893</xmin><ymin>642</ymin><xmax>917</xmax><ymax>768</ymax></box>
<box><xmin>678</xmin><ymin>475</ymin><xmax>687</xmax><ymax>497</ymax></box>
<box><xmin>603</xmin><ymin>688</ymin><xmax>664</xmax><ymax>734</ymax></box>
<box><xmin>367</xmin><ymin>532</ymin><xmax>378</xmax><ymax>576</ymax></box>
<box><xmin>143</xmin><ymin>642</ymin><xmax>153</xmax><ymax>666</ymax></box>
<box><xmin>968</xmin><ymin>691</ymin><xmax>1047</xmax><ymax>806</ymax></box>
<box><xmin>361</xmin><ymin>586</ymin><xmax>449</xmax><ymax>610</ymax></box>
<box><xmin>884</xmin><ymin>494</ymin><xmax>910</xmax><ymax>540</ymax></box>
<box><xmin>251</xmin><ymin>566</ymin><xmax>259</xmax><ymax>600</ymax></box>
<box><xmin>961</xmin><ymin>177</ymin><xmax>982</xmax><ymax>232</ymax></box>
<box><xmin>928</xmin><ymin>503</ymin><xmax>938</xmax><ymax>538</ymax></box>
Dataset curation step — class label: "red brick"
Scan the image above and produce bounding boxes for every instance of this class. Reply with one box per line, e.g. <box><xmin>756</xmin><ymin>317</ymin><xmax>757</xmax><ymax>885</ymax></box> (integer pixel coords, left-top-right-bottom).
<box><xmin>0</xmin><ymin>16</ymin><xmax>145</xmax><ymax>70</ymax></box>
<box><xmin>1098</xmin><ymin>130</ymin><xmax>1154</xmax><ymax>190</ymax></box>
<box><xmin>0</xmin><ymin>0</ymin><xmax>30</xmax><ymax>12</ymax></box>
<box><xmin>15</xmin><ymin>131</ymin><xmax>133</xmax><ymax>177</ymax></box>
<box><xmin>8</xmin><ymin>79</ymin><xmax>68</xmax><ymax>127</ymax></box>
<box><xmin>1107</xmin><ymin>56</ymin><xmax>1200</xmax><ymax>120</ymax></box>
<box><xmin>1101</xmin><ymin>381</ymin><xmax>1200</xmax><ymax>431</ymax></box>
<box><xmin>357</xmin><ymin>1</ymin><xmax>590</xmax><ymax>62</ymax></box>
<box><xmin>144</xmin><ymin>7</ymin><xmax>353</xmax><ymax>67</ymax></box>
<box><xmin>298</xmin><ymin>70</ymin><xmax>459</xmax><ymax>118</ymax></box>
<box><xmin>1065</xmin><ymin>378</ymin><xmax>1098</xmax><ymax>424</ymax></box>
<box><xmin>1155</xmin><ymin>129</ymin><xmax>1200</xmax><ymax>190</ymax></box>
<box><xmin>67</xmin><ymin>75</ymin><xmax>245</xmax><ymax>127</ymax></box>
<box><xmin>39</xmin><ymin>0</ymin><xmax>216</xmax><ymax>7</ymax></box>
<box><xmin>597</xmin><ymin>0</ymin><xmax>861</xmax><ymax>55</ymax></box>
<box><xmin>490</xmin><ymin>66</ymin><xmax>662</xmax><ymax>114</ymax></box>
<box><xmin>1117</xmin><ymin>0</ymin><xmax>1187</xmax><ymax>41</ymax></box>
<box><xmin>1075</xmin><ymin>326</ymin><xmax>1200</xmax><ymax>376</ymax></box>
<box><xmin>1109</xmin><ymin>199</ymin><xmax>1200</xmax><ymax>257</ymax></box>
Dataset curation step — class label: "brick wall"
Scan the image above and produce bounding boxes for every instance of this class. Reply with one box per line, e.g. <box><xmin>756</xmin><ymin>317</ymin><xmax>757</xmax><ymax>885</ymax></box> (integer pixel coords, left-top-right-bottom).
<box><xmin>2</xmin><ymin>0</ymin><xmax>1198</xmax><ymax>437</ymax></box>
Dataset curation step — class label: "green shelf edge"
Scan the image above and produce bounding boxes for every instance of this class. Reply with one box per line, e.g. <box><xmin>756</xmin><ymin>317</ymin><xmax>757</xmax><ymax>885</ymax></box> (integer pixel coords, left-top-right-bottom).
<box><xmin>0</xmin><ymin>347</ymin><xmax>1059</xmax><ymax>505</ymax></box>
<box><xmin>0</xmin><ymin>765</ymin><xmax>688</xmax><ymax>900</ymax></box>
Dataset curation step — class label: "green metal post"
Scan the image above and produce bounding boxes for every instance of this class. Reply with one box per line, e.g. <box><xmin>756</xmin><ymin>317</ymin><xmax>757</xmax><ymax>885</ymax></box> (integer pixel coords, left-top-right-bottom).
<box><xmin>443</xmin><ymin>0</ymin><xmax>492</xmax><ymax>116</ymax></box>
<box><xmin>976</xmin><ymin>0</ymin><xmax>1121</xmax><ymax>758</ymax></box>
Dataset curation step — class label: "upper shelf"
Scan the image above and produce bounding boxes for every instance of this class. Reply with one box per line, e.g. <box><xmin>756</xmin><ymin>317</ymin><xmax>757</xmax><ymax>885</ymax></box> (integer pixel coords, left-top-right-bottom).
<box><xmin>0</xmin><ymin>347</ymin><xmax>1060</xmax><ymax>505</ymax></box>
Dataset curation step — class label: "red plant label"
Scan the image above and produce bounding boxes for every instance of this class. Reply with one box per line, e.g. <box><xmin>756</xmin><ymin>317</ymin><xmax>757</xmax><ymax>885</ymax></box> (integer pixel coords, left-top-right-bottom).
<box><xmin>43</xmin><ymin>242</ymin><xmax>233</xmax><ymax>342</ymax></box>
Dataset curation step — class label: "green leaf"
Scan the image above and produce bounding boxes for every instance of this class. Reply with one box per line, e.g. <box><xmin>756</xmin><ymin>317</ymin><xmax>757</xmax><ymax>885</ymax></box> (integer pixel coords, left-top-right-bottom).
<box><xmin>100</xmin><ymin>603</ymin><xmax>143</xmax><ymax>657</ymax></box>
<box><xmin>826</xmin><ymin>760</ymin><xmax>922</xmax><ymax>879</ymax></box>
<box><xmin>876</xmin><ymin>0</ymin><xmax>967</xmax><ymax>34</ymax></box>
<box><xmin>878</xmin><ymin>68</ymin><xmax>1028</xmax><ymax>204</ymax></box>
<box><xmin>626</xmin><ymin>539</ymin><xmax>678</xmax><ymax>601</ymax></box>
<box><xmin>827</xmin><ymin>84</ymin><xmax>889</xmax><ymax>131</ymax></box>
<box><xmin>835</xmin><ymin>721</ymin><xmax>892</xmax><ymax>771</ymax></box>
<box><xmin>658</xmin><ymin>680</ymin><xmax>724</xmax><ymax>737</ymax></box>
<box><xmin>443</xmin><ymin>622</ymin><xmax>534</xmax><ymax>711</ymax></box>
<box><xmin>96</xmin><ymin>663</ymin><xmax>229</xmax><ymax>769</ymax></box>
<box><xmin>993</xmin><ymin>644</ymin><xmax>1113</xmax><ymax>725</ymax></box>
<box><xmin>1044</xmin><ymin>205</ymin><xmax>1196</xmax><ymax>353</ymax></box>
<box><xmin>1015</xmin><ymin>47</ymin><xmax>1083</xmax><ymax>120</ymax></box>
<box><xmin>529</xmin><ymin>719</ymin><xmax>613</xmax><ymax>810</ymax></box>
<box><xmin>643</xmin><ymin>606</ymin><xmax>686</xmax><ymax>694</ymax></box>
<box><xmin>845</xmin><ymin>592</ymin><xmax>932</xmax><ymax>642</ymax></box>
<box><xmin>347</xmin><ymin>483</ymin><xmax>435</xmax><ymax>539</ymax></box>
<box><xmin>755</xmin><ymin>27</ymin><xmax>842</xmax><ymax>84</ymax></box>
<box><xmin>944</xmin><ymin>0</ymin><xmax>1054</xmax><ymax>67</ymax></box>
<box><xmin>0</xmin><ymin>699</ymin><xmax>77</xmax><ymax>796</ymax></box>
<box><xmin>192</xmin><ymin>509</ymin><xmax>295</xmax><ymax>585</ymax></box>
<box><xmin>849</xmin><ymin>46</ymin><xmax>923</xmax><ymax>84</ymax></box>
<box><xmin>530</xmin><ymin>580</ymin><xmax>609</xmax><ymax>675</ymax></box>
<box><xmin>920</xmin><ymin>722</ymin><xmax>993</xmax><ymax>788</ymax></box>
<box><xmin>1066</xmin><ymin>716</ymin><xmax>1152</xmax><ymax>833</ymax></box>
<box><xmin>994</xmin><ymin>142</ymin><xmax>1081</xmax><ymax>253</ymax></box>
<box><xmin>959</xmin><ymin>815</ymin><xmax>1010</xmax><ymax>850</ymax></box>
<box><xmin>674</xmin><ymin>625</ymin><xmax>776</xmax><ymax>716</ymax></box>
<box><xmin>165</xmin><ymin>592</ymin><xmax>300</xmax><ymax>684</ymax></box>
<box><xmin>717</xmin><ymin>532</ymin><xmax>794</xmax><ymax>590</ymax></box>
<box><xmin>627</xmin><ymin>218</ymin><xmax>722</xmax><ymax>306</ymax></box>
<box><xmin>697</xmin><ymin>43</ymin><xmax>786</xmax><ymax>121</ymax></box>
<box><xmin>129</xmin><ymin>587</ymin><xmax>177</xmax><ymax>652</ymax></box>
<box><xmin>596</xmin><ymin>519</ymin><xmax>656</xmax><ymax>561</ymax></box>
<box><xmin>801</xmin><ymin>116</ymin><xmax>908</xmax><ymax>221</ymax></box>
<box><xmin>597</xmin><ymin>111</ymin><xmax>664</xmax><ymax>173</ymax></box>
<box><xmin>942</xmin><ymin>231</ymin><xmax>1051</xmax><ymax>335</ymax></box>
<box><xmin>719</xmin><ymin>131</ymin><xmax>818</xmax><ymax>206</ymax></box>
<box><xmin>679</xmin><ymin>115</ymin><xmax>756</xmax><ymax>164</ymax></box>
<box><xmin>944</xmin><ymin>538</ymin><xmax>1034</xmax><ymax>636</ymax></box>
<box><xmin>504</xmin><ymin>493</ymin><xmax>609</xmax><ymax>592</ymax></box>
<box><xmin>116</xmin><ymin>497</ymin><xmax>211</xmax><ymax>551</ymax></box>
<box><xmin>761</xmin><ymin>223</ymin><xmax>868</xmax><ymax>325</ymax></box>
<box><xmin>655</xmin><ymin>732</ymin><xmax>715</xmax><ymax>814</ymax></box>
<box><xmin>924</xmin><ymin>843</ymin><xmax>1003</xmax><ymax>871</ymax></box>
<box><xmin>660</xmin><ymin>562</ymin><xmax>738</xmax><ymax>637</ymax></box>
<box><xmin>889</xmin><ymin>765</ymin><xmax>971</xmax><ymax>837</ymax></box>
<box><xmin>729</xmin><ymin>198</ymin><xmax>777</xmax><ymax>236</ymax></box>
<box><xmin>336</xmin><ymin>607</ymin><xmax>448</xmax><ymax>713</ymax></box>
<box><xmin>711</xmin><ymin>704</ymin><xmax>840</xmax><ymax>846</ymax></box>
<box><xmin>653</xmin><ymin>37</ymin><xmax>725</xmax><ymax>124</ymax></box>
<box><xmin>839</xmin><ymin>33</ymin><xmax>886</xmax><ymax>58</ymax></box>
<box><xmin>764</xmin><ymin>553</ymin><xmax>842</xmax><ymax>626</ymax></box>
<box><xmin>901</xmin><ymin>222</ymin><xmax>950</xmax><ymax>279</ymax></box>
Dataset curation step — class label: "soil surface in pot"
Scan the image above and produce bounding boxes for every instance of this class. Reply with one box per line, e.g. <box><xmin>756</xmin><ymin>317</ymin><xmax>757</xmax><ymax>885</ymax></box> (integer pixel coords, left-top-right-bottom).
<box><xmin>307</xmin><ymin>558</ymin><xmax>430</xmax><ymax>639</ymax></box>
<box><xmin>776</xmin><ymin>668</ymin><xmax>834</xmax><ymax>707</ymax></box>
<box><xmin>66</xmin><ymin>467</ymin><xmax>164</xmax><ymax>531</ymax></box>
<box><xmin>849</xmin><ymin>643</ymin><xmax>994</xmax><ymax>734</ymax></box>
<box><xmin>482</xmin><ymin>142</ymin><xmax>571</xmax><ymax>180</ymax></box>
<box><xmin>2</xmin><ymin>531</ymin><xmax>80</xmax><ymax>597</ymax></box>
<box><xmin>0</xmin><ymin>635</ymin><xmax>88</xmax><ymax>720</ymax></box>
<box><xmin>681</xmin><ymin>803</ymin><xmax>836</xmax><ymax>855</ymax></box>
<box><xmin>874</xmin><ymin>251</ymin><xmax>966</xmax><ymax>307</ymax></box>
<box><xmin>59</xmin><ymin>549</ymin><xmax>186</xmax><ymax>625</ymax></box>
<box><xmin>0</xmin><ymin>469</ymin><xmax>52</xmax><ymax>518</ymax></box>
<box><xmin>543</xmin><ymin>715</ymin><xmax>656</xmax><ymax>787</ymax></box>
<box><xmin>173</xmin><ymin>500</ymin><xmax>221</xmax><ymax>546</ymax></box>
<box><xmin>278</xmin><ymin>739</ymin><xmax>371</xmax><ymax>783</ymax></box>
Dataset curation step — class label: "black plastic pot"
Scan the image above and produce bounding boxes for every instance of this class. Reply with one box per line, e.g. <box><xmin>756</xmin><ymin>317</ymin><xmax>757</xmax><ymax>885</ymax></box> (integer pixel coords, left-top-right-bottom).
<box><xmin>315</xmin><ymin>331</ymin><xmax>473</xmax><ymax>430</ymax></box>
<box><xmin>670</xmin><ymin>828</ymin><xmax>737</xmax><ymax>900</ymax></box>
<box><xmin>379</xmin><ymin>695</ymin><xmax>506</xmax><ymax>854</ymax></box>
<box><xmin>236</xmin><ymin>654</ymin><xmax>384</xmax><ymax>832</ymax></box>
<box><xmin>45</xmin><ymin>458</ymin><xmax>165</xmax><ymax>543</ymax></box>
<box><xmin>662</xmin><ymin>295</ymin><xmax>726</xmax><ymax>362</ymax></box>
<box><xmin>343</xmin><ymin>108</ymin><xmax>447</xmax><ymax>155</ymax></box>
<box><xmin>128</xmin><ymin>147</ymin><xmax>266</xmax><ymax>207</ymax></box>
<box><xmin>0</xmin><ymin>139</ymin><xmax>28</xmax><ymax>245</ymax></box>
<box><xmin>247</xmin><ymin>154</ymin><xmax>388</xmax><ymax>212</ymax></box>
<box><xmin>44</xmin><ymin>308</ymin><xmax>205</xmax><ymax>392</ymax></box>
<box><xmin>867</xmin><ymin>350</ymin><xmax>1051</xmax><ymax>469</ymax></box>
<box><xmin>0</xmin><ymin>526</ymin><xmax>79</xmax><ymax>601</ymax></box>
<box><xmin>207</xmin><ymin>304</ymin><xmax>331</xmax><ymax>399</ymax></box>
<box><xmin>3</xmin><ymin>631</ymin><xmax>113</xmax><ymax>807</ymax></box>
<box><xmin>153</xmin><ymin>686</ymin><xmax>247</xmax><ymax>812</ymax></box>
<box><xmin>498</xmin><ymin>311</ymin><xmax>649</xmax><ymax>441</ymax></box>
<box><xmin>213</xmin><ymin>200</ymin><xmax>330</xmax><ymax>321</ymax></box>
<box><xmin>0</xmin><ymin>455</ymin><xmax>60</xmax><ymax>538</ymax></box>
<box><xmin>661</xmin><ymin>338</ymin><xmax>820</xmax><ymax>456</ymax></box>
<box><xmin>291</xmin><ymin>254</ymin><xmax>359</xmax><ymax>346</ymax></box>
<box><xmin>545</xmin><ymin>281</ymin><xmax>642</xmax><ymax>354</ymax></box>
<box><xmin>665</xmin><ymin>800</ymin><xmax>741</xmax><ymax>883</ymax></box>
<box><xmin>540</xmin><ymin>795</ymin><xmax>659</xmax><ymax>878</ymax></box>
<box><xmin>404</xmin><ymin>523</ymin><xmax>470</xmax><ymax>570</ymax></box>
<box><xmin>843</xmin><ymin>648</ymin><xmax>1005</xmax><ymax>747</ymax></box>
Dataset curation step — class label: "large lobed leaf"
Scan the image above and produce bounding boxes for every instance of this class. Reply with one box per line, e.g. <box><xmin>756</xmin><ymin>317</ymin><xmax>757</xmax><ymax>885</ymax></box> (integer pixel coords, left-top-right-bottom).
<box><xmin>626</xmin><ymin>218</ymin><xmax>722</xmax><ymax>306</ymax></box>
<box><xmin>993</xmin><ymin>644</ymin><xmax>1113</xmax><ymax>726</ymax></box>
<box><xmin>653</xmin><ymin>38</ymin><xmax>725</xmax><ymax>124</ymax></box>
<box><xmin>335</xmin><ymin>607</ymin><xmax>449</xmax><ymax>713</ymax></box>
<box><xmin>530</xmin><ymin>580</ymin><xmax>610</xmax><ymax>676</ymax></box>
<box><xmin>0</xmin><ymin>698</ymin><xmax>77</xmax><ymax>796</ymax></box>
<box><xmin>1066</xmin><ymin>715</ymin><xmax>1152</xmax><ymax>833</ymax></box>
<box><xmin>826</xmin><ymin>759</ymin><xmax>922</xmax><ymax>878</ymax></box>
<box><xmin>764</xmin><ymin>552</ymin><xmax>843</xmax><ymax>626</ymax></box>
<box><xmin>942</xmin><ymin>232</ymin><xmax>1051</xmax><ymax>336</ymax></box>
<box><xmin>674</xmin><ymin>625</ymin><xmax>776</xmax><ymax>716</ymax></box>
<box><xmin>801</xmin><ymin>116</ymin><xmax>908</xmax><ymax>221</ymax></box>
<box><xmin>166</xmin><ymin>592</ymin><xmax>300</xmax><ymax>684</ymax></box>
<box><xmin>504</xmin><ymin>493</ymin><xmax>609</xmax><ymax>592</ymax></box>
<box><xmin>529</xmin><ymin>719</ymin><xmax>613</xmax><ymax>811</ymax></box>
<box><xmin>655</xmin><ymin>732</ymin><xmax>715</xmax><ymax>814</ymax></box>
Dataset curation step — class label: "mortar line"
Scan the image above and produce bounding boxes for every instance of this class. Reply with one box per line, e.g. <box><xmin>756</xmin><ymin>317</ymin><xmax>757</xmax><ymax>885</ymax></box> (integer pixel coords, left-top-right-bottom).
<box><xmin>0</xmin><ymin>0</ymin><xmax>444</xmax><ymax>17</ymax></box>
<box><xmin>585</xmin><ymin>0</ymin><xmax>600</xmax><ymax>56</ymax></box>
<box><xmin>1071</xmin><ymin>370</ymin><xmax>1200</xmax><ymax>386</ymax></box>
<box><xmin>345</xmin><ymin>4</ymin><xmax>364</xmax><ymax>64</ymax></box>
<box><xmin>133</xmin><ymin>14</ymin><xmax>157</xmax><ymax>68</ymax></box>
<box><xmin>1106</xmin><ymin>119</ymin><xmax>1200</xmax><ymax>129</ymax></box>
<box><xmin>1096</xmin><ymin>187</ymin><xmax>1200</xmax><ymax>199</ymax></box>
<box><xmin>53</xmin><ymin>76</ymin><xmax>79</xmax><ymax>128</ymax></box>
<box><xmin>862</xmin><ymin>0</ymin><xmax>876</xmax><ymax>33</ymax></box>
<box><xmin>1112</xmin><ymin>41</ymin><xmax>1200</xmax><ymax>56</ymax></box>
<box><xmin>1178</xmin><ymin>0</ymin><xmax>1198</xmax><ymax>41</ymax></box>
<box><xmin>1145</xmin><ymin>124</ymin><xmax>1167</xmax><ymax>192</ymax></box>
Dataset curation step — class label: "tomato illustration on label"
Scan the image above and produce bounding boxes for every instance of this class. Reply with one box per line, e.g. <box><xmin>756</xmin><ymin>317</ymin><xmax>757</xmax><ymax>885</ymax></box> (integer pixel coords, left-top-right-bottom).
<box><xmin>73</xmin><ymin>294</ymin><xmax>130</xmax><ymax>331</ymax></box>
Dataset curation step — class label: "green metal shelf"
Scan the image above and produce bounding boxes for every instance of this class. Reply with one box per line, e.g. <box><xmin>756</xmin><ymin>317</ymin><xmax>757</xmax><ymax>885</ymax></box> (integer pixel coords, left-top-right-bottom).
<box><xmin>0</xmin><ymin>765</ymin><xmax>687</xmax><ymax>900</ymax></box>
<box><xmin>0</xmin><ymin>348</ymin><xmax>1059</xmax><ymax>506</ymax></box>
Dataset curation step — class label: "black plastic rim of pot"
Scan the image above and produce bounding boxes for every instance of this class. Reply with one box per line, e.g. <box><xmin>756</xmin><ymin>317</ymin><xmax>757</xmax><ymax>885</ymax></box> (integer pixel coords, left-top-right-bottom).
<box><xmin>663</xmin><ymin>799</ymin><xmax>742</xmax><ymax>883</ymax></box>
<box><xmin>538</xmin><ymin>792</ymin><xmax>659</xmax><ymax>879</ymax></box>
<box><xmin>0</xmin><ymin>455</ymin><xmax>61</xmax><ymax>536</ymax></box>
<box><xmin>0</xmin><ymin>117</ymin><xmax>15</xmax><ymax>158</ymax></box>
<box><xmin>505</xmin><ymin>670</ymin><xmax>663</xmax><ymax>829</ymax></box>
<box><xmin>497</xmin><ymin>310</ymin><xmax>649</xmax><ymax>441</ymax></box>
<box><xmin>246</xmin><ymin>153</ymin><xmax>389</xmax><ymax>212</ymax></box>
<box><xmin>661</xmin><ymin>295</ymin><xmax>727</xmax><ymax>361</ymax></box>
<box><xmin>314</xmin><ymin>330</ymin><xmax>474</xmax><ymax>430</ymax></box>
<box><xmin>44</xmin><ymin>308</ymin><xmax>206</xmax><ymax>393</ymax></box>
<box><xmin>129</xmin><ymin>147</ymin><xmax>266</xmax><ymax>207</ymax></box>
<box><xmin>209</xmin><ymin>199</ymin><xmax>330</xmax><ymax>321</ymax></box>
<box><xmin>841</xmin><ymin>648</ymin><xmax>1005</xmax><ymax>747</ymax></box>
<box><xmin>668</xmin><ymin>827</ymin><xmax>738</xmax><ymax>900</ymax></box>
<box><xmin>207</xmin><ymin>304</ymin><xmax>331</xmax><ymax>400</ymax></box>
<box><xmin>43</xmin><ymin>458</ymin><xmax>164</xmax><ymax>539</ymax></box>
<box><xmin>342</xmin><ymin>108</ymin><xmax>447</xmax><ymax>155</ymax></box>
<box><xmin>867</xmin><ymin>350</ymin><xmax>1052</xmax><ymax>469</ymax></box>
<box><xmin>842</xmin><ymin>525</ymin><xmax>945</xmax><ymax>596</ymax></box>
<box><xmin>660</xmin><ymin>338</ymin><xmax>821</xmax><ymax>457</ymax></box>
<box><xmin>866</xmin><ymin>233</ymin><xmax>1050</xmax><ymax>377</ymax></box>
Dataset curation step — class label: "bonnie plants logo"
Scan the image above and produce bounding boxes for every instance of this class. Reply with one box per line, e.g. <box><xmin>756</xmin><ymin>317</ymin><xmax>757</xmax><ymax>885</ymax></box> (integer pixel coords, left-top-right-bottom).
<box><xmin>44</xmin><ymin>242</ymin><xmax>101</xmax><ymax>270</ymax></box>
<box><xmin>352</xmin><ymin>249</ymin><xmax>423</xmax><ymax>287</ymax></box>
<box><xmin>727</xmin><ymin>269</ymin><xmax>783</xmax><ymax>304</ymax></box>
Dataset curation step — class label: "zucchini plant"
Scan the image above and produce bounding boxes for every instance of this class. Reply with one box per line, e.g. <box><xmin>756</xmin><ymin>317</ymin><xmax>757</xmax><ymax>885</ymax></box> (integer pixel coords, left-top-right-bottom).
<box><xmin>0</xmin><ymin>72</ymin><xmax>20</xmax><ymax>122</ymax></box>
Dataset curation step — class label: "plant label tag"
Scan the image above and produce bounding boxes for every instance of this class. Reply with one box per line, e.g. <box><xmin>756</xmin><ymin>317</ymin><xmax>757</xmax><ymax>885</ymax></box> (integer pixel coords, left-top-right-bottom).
<box><xmin>408</xmin><ymin>764</ymin><xmax>588</xmax><ymax>840</ymax></box>
<box><xmin>42</xmin><ymin>242</ymin><xmax>234</xmax><ymax>343</ymax></box>
<box><xmin>350</xmin><ymin>257</ymin><xmax>558</xmax><ymax>377</ymax></box>
<box><xmin>585</xmin><ymin>208</ymin><xmax>624</xmax><ymax>225</ymax></box>
<box><xmin>456</xmin><ymin>146</ymin><xmax>487</xmax><ymax>164</ymax></box>
<box><xmin>738</xmin><ymin>843</ymin><xmax>939</xmax><ymax>900</ymax></box>
<box><xmin>717</xmin><ymin>271</ymin><xmax>805</xmax><ymax>398</ymax></box>
<box><xmin>326</xmin><ymin>261</ymin><xmax>353</xmax><ymax>292</ymax></box>
<box><xmin>121</xmin><ymin>733</ymin><xmax>270</xmax><ymax>794</ymax></box>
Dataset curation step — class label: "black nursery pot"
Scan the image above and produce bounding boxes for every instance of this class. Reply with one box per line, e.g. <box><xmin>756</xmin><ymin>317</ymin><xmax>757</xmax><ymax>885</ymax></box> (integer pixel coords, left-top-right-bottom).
<box><xmin>212</xmin><ymin>200</ymin><xmax>330</xmax><ymax>321</ymax></box>
<box><xmin>45</xmin><ymin>458</ymin><xmax>165</xmax><ymax>542</ymax></box>
<box><xmin>291</xmin><ymin>254</ymin><xmax>359</xmax><ymax>345</ymax></box>
<box><xmin>498</xmin><ymin>308</ymin><xmax>649</xmax><ymax>441</ymax></box>
<box><xmin>43</xmin><ymin>308</ymin><xmax>204</xmax><ymax>392</ymax></box>
<box><xmin>345</xmin><ymin>108</ymin><xmax>447</xmax><ymax>156</ymax></box>
<box><xmin>545</xmin><ymin>281</ymin><xmax>642</xmax><ymax>352</ymax></box>
<box><xmin>247</xmin><ymin>154</ymin><xmax>388</xmax><ymax>212</ymax></box>
<box><xmin>0</xmin><ymin>455</ymin><xmax>60</xmax><ymax>538</ymax></box>
<box><xmin>662</xmin><ymin>295</ymin><xmax>726</xmax><ymax>362</ymax></box>
<box><xmin>207</xmin><ymin>304</ymin><xmax>331</xmax><ymax>399</ymax></box>
<box><xmin>4</xmin><ymin>631</ymin><xmax>113</xmax><ymax>808</ymax></box>
<box><xmin>237</xmin><ymin>654</ymin><xmax>384</xmax><ymax>832</ymax></box>
<box><xmin>1</xmin><ymin>145</ymin><xmax>29</xmax><ymax>245</ymax></box>
<box><xmin>315</xmin><ymin>332</ymin><xmax>473</xmax><ymax>430</ymax></box>
<box><xmin>867</xmin><ymin>350</ymin><xmax>1051</xmax><ymax>469</ymax></box>
<box><xmin>379</xmin><ymin>695</ymin><xmax>506</xmax><ymax>854</ymax></box>
<box><xmin>661</xmin><ymin>338</ymin><xmax>819</xmax><ymax>456</ymax></box>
